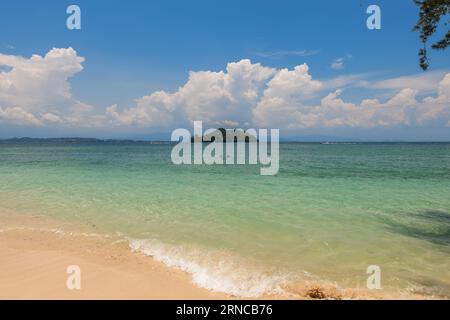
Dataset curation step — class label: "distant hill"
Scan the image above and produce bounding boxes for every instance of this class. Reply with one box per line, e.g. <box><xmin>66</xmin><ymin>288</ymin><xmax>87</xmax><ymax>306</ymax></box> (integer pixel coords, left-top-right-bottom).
<box><xmin>0</xmin><ymin>137</ymin><xmax>171</xmax><ymax>145</ymax></box>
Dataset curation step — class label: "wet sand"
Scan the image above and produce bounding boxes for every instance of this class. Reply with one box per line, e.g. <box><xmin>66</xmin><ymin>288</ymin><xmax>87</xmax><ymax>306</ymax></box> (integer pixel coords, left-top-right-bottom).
<box><xmin>0</xmin><ymin>208</ymin><xmax>433</xmax><ymax>300</ymax></box>
<box><xmin>0</xmin><ymin>210</ymin><xmax>229</xmax><ymax>300</ymax></box>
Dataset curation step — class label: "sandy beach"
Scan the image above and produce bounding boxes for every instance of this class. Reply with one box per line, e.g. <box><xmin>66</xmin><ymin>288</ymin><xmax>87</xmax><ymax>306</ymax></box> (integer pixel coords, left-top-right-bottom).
<box><xmin>0</xmin><ymin>208</ymin><xmax>436</xmax><ymax>300</ymax></box>
<box><xmin>0</xmin><ymin>209</ymin><xmax>229</xmax><ymax>300</ymax></box>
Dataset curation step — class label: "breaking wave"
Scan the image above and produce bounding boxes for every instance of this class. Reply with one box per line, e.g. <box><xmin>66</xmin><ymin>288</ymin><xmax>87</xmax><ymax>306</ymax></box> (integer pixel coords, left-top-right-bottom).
<box><xmin>129</xmin><ymin>238</ymin><xmax>290</xmax><ymax>297</ymax></box>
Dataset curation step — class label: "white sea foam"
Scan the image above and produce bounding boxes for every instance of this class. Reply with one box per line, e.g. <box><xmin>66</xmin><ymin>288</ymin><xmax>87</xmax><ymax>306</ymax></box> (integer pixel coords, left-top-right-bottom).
<box><xmin>1</xmin><ymin>223</ymin><xmax>289</xmax><ymax>297</ymax></box>
<box><xmin>129</xmin><ymin>238</ymin><xmax>289</xmax><ymax>298</ymax></box>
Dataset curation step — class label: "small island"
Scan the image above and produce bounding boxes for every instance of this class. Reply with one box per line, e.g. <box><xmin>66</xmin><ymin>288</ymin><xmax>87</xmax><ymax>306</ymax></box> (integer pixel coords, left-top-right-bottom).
<box><xmin>191</xmin><ymin>128</ymin><xmax>258</xmax><ymax>143</ymax></box>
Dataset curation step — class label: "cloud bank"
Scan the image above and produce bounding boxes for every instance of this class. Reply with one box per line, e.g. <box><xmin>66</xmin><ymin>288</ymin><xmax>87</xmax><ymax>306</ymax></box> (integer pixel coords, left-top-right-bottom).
<box><xmin>1</xmin><ymin>48</ymin><xmax>449</xmax><ymax>136</ymax></box>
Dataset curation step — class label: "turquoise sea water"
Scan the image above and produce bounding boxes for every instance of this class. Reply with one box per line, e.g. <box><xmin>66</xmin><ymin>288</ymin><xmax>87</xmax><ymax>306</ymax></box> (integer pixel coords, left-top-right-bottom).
<box><xmin>1</xmin><ymin>141</ymin><xmax>449</xmax><ymax>297</ymax></box>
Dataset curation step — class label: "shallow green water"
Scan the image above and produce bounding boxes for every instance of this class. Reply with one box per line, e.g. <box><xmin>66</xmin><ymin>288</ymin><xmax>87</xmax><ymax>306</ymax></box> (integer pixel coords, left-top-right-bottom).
<box><xmin>1</xmin><ymin>141</ymin><xmax>449</xmax><ymax>297</ymax></box>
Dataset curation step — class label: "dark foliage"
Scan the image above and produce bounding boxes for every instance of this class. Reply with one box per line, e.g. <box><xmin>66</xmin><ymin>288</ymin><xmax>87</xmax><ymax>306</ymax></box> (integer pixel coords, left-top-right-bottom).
<box><xmin>413</xmin><ymin>0</ymin><xmax>450</xmax><ymax>70</ymax></box>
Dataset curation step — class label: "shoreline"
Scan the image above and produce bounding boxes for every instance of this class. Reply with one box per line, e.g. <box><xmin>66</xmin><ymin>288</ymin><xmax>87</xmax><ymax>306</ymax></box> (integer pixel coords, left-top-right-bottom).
<box><xmin>0</xmin><ymin>208</ymin><xmax>438</xmax><ymax>300</ymax></box>
<box><xmin>0</xmin><ymin>210</ymin><xmax>230</xmax><ymax>300</ymax></box>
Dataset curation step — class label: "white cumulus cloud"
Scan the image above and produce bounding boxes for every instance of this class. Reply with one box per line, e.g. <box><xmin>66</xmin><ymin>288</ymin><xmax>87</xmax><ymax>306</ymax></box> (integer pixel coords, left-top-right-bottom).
<box><xmin>1</xmin><ymin>48</ymin><xmax>449</xmax><ymax>136</ymax></box>
<box><xmin>107</xmin><ymin>59</ymin><xmax>276</xmax><ymax>128</ymax></box>
<box><xmin>0</xmin><ymin>47</ymin><xmax>92</xmax><ymax>126</ymax></box>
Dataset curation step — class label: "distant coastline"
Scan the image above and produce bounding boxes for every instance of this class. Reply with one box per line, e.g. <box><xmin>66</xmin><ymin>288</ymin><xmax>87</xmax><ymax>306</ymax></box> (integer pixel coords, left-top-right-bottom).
<box><xmin>1</xmin><ymin>137</ymin><xmax>450</xmax><ymax>144</ymax></box>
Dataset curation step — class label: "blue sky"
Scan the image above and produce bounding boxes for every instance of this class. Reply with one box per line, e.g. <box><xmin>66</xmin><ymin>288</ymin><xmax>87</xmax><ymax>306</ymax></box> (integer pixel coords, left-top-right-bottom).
<box><xmin>0</xmin><ymin>0</ymin><xmax>449</xmax><ymax>140</ymax></box>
